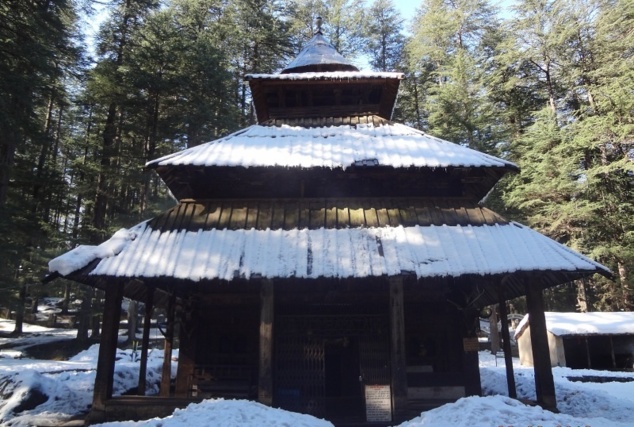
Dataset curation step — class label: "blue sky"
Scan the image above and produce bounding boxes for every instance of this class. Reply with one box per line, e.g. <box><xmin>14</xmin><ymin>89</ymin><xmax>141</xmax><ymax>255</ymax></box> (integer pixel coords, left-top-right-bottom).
<box><xmin>393</xmin><ymin>0</ymin><xmax>515</xmax><ymax>28</ymax></box>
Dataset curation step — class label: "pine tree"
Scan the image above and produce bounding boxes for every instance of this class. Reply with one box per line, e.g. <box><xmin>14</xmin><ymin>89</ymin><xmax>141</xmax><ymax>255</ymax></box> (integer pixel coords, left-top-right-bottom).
<box><xmin>0</xmin><ymin>0</ymin><xmax>83</xmax><ymax>334</ymax></box>
<box><xmin>89</xmin><ymin>0</ymin><xmax>159</xmax><ymax>243</ymax></box>
<box><xmin>501</xmin><ymin>0</ymin><xmax>634</xmax><ymax>311</ymax></box>
<box><xmin>362</xmin><ymin>0</ymin><xmax>404</xmax><ymax>72</ymax></box>
<box><xmin>405</xmin><ymin>0</ymin><xmax>501</xmax><ymax>153</ymax></box>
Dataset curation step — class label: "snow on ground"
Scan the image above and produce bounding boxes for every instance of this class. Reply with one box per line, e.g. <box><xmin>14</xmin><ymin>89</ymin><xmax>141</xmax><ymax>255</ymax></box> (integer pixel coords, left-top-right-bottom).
<box><xmin>0</xmin><ymin>320</ymin><xmax>171</xmax><ymax>426</ymax></box>
<box><xmin>0</xmin><ymin>318</ymin><xmax>77</xmax><ymax>357</ymax></box>
<box><xmin>477</xmin><ymin>352</ymin><xmax>634</xmax><ymax>426</ymax></box>
<box><xmin>94</xmin><ymin>400</ymin><xmax>334</xmax><ymax>427</ymax></box>
<box><xmin>1</xmin><ymin>318</ymin><xmax>634</xmax><ymax>427</ymax></box>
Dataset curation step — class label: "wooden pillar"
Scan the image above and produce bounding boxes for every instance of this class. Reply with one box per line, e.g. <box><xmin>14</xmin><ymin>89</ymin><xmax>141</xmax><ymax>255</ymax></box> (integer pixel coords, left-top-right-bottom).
<box><xmin>389</xmin><ymin>277</ymin><xmax>408</xmax><ymax>422</ymax></box>
<box><xmin>497</xmin><ymin>285</ymin><xmax>517</xmax><ymax>398</ymax></box>
<box><xmin>610</xmin><ymin>337</ymin><xmax>616</xmax><ymax>369</ymax></box>
<box><xmin>525</xmin><ymin>280</ymin><xmax>557</xmax><ymax>411</ymax></box>
<box><xmin>91</xmin><ymin>282</ymin><xmax>124</xmax><ymax>415</ymax></box>
<box><xmin>258</xmin><ymin>280</ymin><xmax>274</xmax><ymax>406</ymax></box>
<box><xmin>137</xmin><ymin>286</ymin><xmax>154</xmax><ymax>395</ymax></box>
<box><xmin>160</xmin><ymin>293</ymin><xmax>176</xmax><ymax>397</ymax></box>
<box><xmin>585</xmin><ymin>337</ymin><xmax>592</xmax><ymax>369</ymax></box>
<box><xmin>462</xmin><ymin>319</ymin><xmax>482</xmax><ymax>397</ymax></box>
<box><xmin>175</xmin><ymin>300</ymin><xmax>196</xmax><ymax>397</ymax></box>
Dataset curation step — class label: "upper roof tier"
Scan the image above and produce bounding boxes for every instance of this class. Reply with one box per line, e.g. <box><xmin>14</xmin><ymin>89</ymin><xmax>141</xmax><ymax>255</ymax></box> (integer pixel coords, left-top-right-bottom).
<box><xmin>145</xmin><ymin>29</ymin><xmax>515</xmax><ymax>201</ymax></box>
<box><xmin>281</xmin><ymin>33</ymin><xmax>359</xmax><ymax>74</ymax></box>
<box><xmin>248</xmin><ymin>32</ymin><xmax>402</xmax><ymax>121</ymax></box>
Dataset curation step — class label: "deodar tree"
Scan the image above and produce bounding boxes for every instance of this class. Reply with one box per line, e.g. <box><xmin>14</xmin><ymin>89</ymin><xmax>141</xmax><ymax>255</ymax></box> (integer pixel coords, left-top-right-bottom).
<box><xmin>501</xmin><ymin>0</ymin><xmax>634</xmax><ymax>311</ymax></box>
<box><xmin>405</xmin><ymin>0</ymin><xmax>502</xmax><ymax>154</ymax></box>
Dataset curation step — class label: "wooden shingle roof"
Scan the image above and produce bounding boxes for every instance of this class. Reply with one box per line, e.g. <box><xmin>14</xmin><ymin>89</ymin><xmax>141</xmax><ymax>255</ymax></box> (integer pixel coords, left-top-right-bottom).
<box><xmin>147</xmin><ymin>198</ymin><xmax>508</xmax><ymax>232</ymax></box>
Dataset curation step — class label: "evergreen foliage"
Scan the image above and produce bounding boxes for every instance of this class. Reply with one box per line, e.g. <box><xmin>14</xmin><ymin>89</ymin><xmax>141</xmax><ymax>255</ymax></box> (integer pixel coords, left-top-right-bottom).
<box><xmin>0</xmin><ymin>0</ymin><xmax>632</xmax><ymax>333</ymax></box>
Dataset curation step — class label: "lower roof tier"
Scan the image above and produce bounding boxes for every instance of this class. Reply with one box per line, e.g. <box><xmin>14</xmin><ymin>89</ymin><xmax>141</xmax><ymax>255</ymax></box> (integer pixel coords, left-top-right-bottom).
<box><xmin>49</xmin><ymin>198</ymin><xmax>609</xmax><ymax>286</ymax></box>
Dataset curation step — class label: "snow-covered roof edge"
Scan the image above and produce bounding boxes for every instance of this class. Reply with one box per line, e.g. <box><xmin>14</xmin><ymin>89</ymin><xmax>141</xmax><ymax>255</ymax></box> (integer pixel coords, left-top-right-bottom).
<box><xmin>245</xmin><ymin>71</ymin><xmax>405</xmax><ymax>80</ymax></box>
<box><xmin>393</xmin><ymin>123</ymin><xmax>518</xmax><ymax>171</ymax></box>
<box><xmin>144</xmin><ymin>127</ymin><xmax>252</xmax><ymax>169</ymax></box>
<box><xmin>512</xmin><ymin>221</ymin><xmax>611</xmax><ymax>275</ymax></box>
<box><xmin>144</xmin><ymin>121</ymin><xmax>519</xmax><ymax>171</ymax></box>
<box><xmin>48</xmin><ymin>222</ymin><xmax>147</xmax><ymax>277</ymax></box>
<box><xmin>514</xmin><ymin>311</ymin><xmax>634</xmax><ymax>339</ymax></box>
<box><xmin>49</xmin><ymin>218</ymin><xmax>609</xmax><ymax>283</ymax></box>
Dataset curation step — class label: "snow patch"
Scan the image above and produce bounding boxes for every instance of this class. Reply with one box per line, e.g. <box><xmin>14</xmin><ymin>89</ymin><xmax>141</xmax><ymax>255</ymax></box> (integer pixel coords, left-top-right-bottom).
<box><xmin>49</xmin><ymin>227</ymin><xmax>139</xmax><ymax>276</ymax></box>
<box><xmin>93</xmin><ymin>399</ymin><xmax>334</xmax><ymax>427</ymax></box>
<box><xmin>515</xmin><ymin>312</ymin><xmax>634</xmax><ymax>339</ymax></box>
<box><xmin>246</xmin><ymin>71</ymin><xmax>404</xmax><ymax>80</ymax></box>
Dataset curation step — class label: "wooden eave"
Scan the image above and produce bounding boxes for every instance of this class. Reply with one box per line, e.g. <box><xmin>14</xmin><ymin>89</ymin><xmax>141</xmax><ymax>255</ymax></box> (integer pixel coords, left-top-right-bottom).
<box><xmin>248</xmin><ymin>77</ymin><xmax>401</xmax><ymax>122</ymax></box>
<box><xmin>260</xmin><ymin>114</ymin><xmax>393</xmax><ymax>127</ymax></box>
<box><xmin>66</xmin><ymin>269</ymin><xmax>605</xmax><ymax>314</ymax></box>
<box><xmin>154</xmin><ymin>164</ymin><xmax>508</xmax><ymax>202</ymax></box>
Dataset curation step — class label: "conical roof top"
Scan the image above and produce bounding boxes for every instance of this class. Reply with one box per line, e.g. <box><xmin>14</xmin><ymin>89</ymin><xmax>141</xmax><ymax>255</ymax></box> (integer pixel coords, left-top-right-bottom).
<box><xmin>281</xmin><ymin>32</ymin><xmax>359</xmax><ymax>74</ymax></box>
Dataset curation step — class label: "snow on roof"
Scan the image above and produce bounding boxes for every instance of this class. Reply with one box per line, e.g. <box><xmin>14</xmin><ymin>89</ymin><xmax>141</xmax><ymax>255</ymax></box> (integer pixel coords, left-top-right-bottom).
<box><xmin>48</xmin><ymin>227</ymin><xmax>141</xmax><ymax>276</ymax></box>
<box><xmin>280</xmin><ymin>32</ymin><xmax>357</xmax><ymax>74</ymax></box>
<box><xmin>515</xmin><ymin>312</ymin><xmax>634</xmax><ymax>339</ymax></box>
<box><xmin>49</xmin><ymin>221</ymin><xmax>607</xmax><ymax>282</ymax></box>
<box><xmin>145</xmin><ymin>122</ymin><xmax>515</xmax><ymax>170</ymax></box>
<box><xmin>246</xmin><ymin>71</ymin><xmax>404</xmax><ymax>80</ymax></box>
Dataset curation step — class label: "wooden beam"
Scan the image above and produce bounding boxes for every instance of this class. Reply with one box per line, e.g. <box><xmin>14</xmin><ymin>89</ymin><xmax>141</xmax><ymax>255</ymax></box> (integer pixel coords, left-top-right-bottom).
<box><xmin>498</xmin><ymin>285</ymin><xmax>517</xmax><ymax>398</ymax></box>
<box><xmin>258</xmin><ymin>280</ymin><xmax>274</xmax><ymax>406</ymax></box>
<box><xmin>389</xmin><ymin>277</ymin><xmax>408</xmax><ymax>422</ymax></box>
<box><xmin>525</xmin><ymin>280</ymin><xmax>557</xmax><ymax>411</ymax></box>
<box><xmin>137</xmin><ymin>286</ymin><xmax>154</xmax><ymax>395</ymax></box>
<box><xmin>91</xmin><ymin>282</ymin><xmax>123</xmax><ymax>413</ymax></box>
<box><xmin>160</xmin><ymin>294</ymin><xmax>176</xmax><ymax>397</ymax></box>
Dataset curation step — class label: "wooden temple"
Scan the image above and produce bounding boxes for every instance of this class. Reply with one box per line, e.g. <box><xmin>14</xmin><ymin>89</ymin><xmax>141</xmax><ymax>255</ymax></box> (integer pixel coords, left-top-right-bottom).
<box><xmin>48</xmin><ymin>27</ymin><xmax>610</xmax><ymax>426</ymax></box>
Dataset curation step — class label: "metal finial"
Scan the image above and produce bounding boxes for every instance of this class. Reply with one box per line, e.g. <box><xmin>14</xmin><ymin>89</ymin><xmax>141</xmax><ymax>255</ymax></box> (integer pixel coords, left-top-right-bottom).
<box><xmin>315</xmin><ymin>16</ymin><xmax>323</xmax><ymax>34</ymax></box>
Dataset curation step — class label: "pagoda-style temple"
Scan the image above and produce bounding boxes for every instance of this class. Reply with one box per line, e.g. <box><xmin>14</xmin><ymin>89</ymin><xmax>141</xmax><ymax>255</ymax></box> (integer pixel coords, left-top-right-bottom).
<box><xmin>49</xmin><ymin>26</ymin><xmax>610</xmax><ymax>426</ymax></box>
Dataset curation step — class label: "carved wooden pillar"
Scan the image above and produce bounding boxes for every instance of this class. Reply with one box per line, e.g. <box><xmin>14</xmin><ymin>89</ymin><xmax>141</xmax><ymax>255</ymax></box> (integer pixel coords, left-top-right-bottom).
<box><xmin>258</xmin><ymin>280</ymin><xmax>274</xmax><ymax>406</ymax></box>
<box><xmin>91</xmin><ymin>281</ymin><xmax>123</xmax><ymax>417</ymax></box>
<box><xmin>389</xmin><ymin>277</ymin><xmax>408</xmax><ymax>422</ymax></box>
<box><xmin>525</xmin><ymin>279</ymin><xmax>557</xmax><ymax>411</ymax></box>
<box><xmin>160</xmin><ymin>293</ymin><xmax>176</xmax><ymax>397</ymax></box>
<box><xmin>137</xmin><ymin>286</ymin><xmax>154</xmax><ymax>395</ymax></box>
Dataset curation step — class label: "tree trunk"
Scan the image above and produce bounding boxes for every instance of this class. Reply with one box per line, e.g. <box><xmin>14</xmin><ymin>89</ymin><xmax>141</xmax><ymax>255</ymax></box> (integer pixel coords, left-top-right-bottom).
<box><xmin>61</xmin><ymin>283</ymin><xmax>71</xmax><ymax>314</ymax></box>
<box><xmin>489</xmin><ymin>305</ymin><xmax>500</xmax><ymax>354</ymax></box>
<box><xmin>77</xmin><ymin>286</ymin><xmax>94</xmax><ymax>341</ymax></box>
<box><xmin>127</xmin><ymin>300</ymin><xmax>138</xmax><ymax>345</ymax></box>
<box><xmin>575</xmin><ymin>278</ymin><xmax>591</xmax><ymax>312</ymax></box>
<box><xmin>91</xmin><ymin>290</ymin><xmax>103</xmax><ymax>339</ymax></box>
<box><xmin>92</xmin><ymin>0</ymin><xmax>134</xmax><ymax>242</ymax></box>
<box><xmin>12</xmin><ymin>269</ymin><xmax>26</xmax><ymax>336</ymax></box>
<box><xmin>0</xmin><ymin>96</ymin><xmax>21</xmax><ymax>206</ymax></box>
<box><xmin>412</xmin><ymin>75</ymin><xmax>423</xmax><ymax>130</ymax></box>
<box><xmin>617</xmin><ymin>262</ymin><xmax>630</xmax><ymax>310</ymax></box>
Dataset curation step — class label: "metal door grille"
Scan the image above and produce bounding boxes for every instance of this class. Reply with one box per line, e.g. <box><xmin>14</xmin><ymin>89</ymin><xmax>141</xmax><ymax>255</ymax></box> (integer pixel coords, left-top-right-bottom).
<box><xmin>274</xmin><ymin>315</ymin><xmax>389</xmax><ymax>418</ymax></box>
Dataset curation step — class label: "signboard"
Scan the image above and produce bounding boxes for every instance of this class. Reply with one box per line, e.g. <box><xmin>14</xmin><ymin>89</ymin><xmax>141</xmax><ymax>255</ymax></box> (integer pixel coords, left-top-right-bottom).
<box><xmin>365</xmin><ymin>384</ymin><xmax>392</xmax><ymax>422</ymax></box>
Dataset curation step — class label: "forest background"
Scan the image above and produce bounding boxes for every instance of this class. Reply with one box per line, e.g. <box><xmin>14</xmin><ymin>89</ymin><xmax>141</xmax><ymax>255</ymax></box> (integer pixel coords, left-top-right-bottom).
<box><xmin>1</xmin><ymin>0</ymin><xmax>632</xmax><ymax>337</ymax></box>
